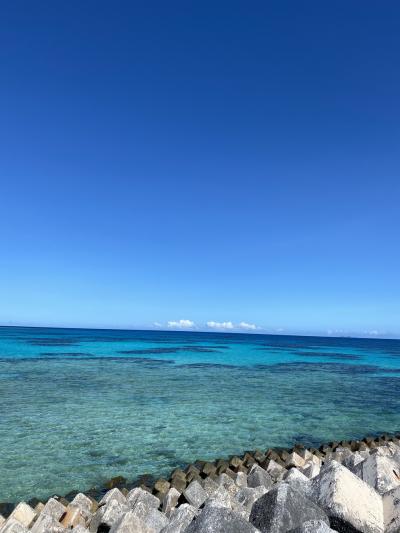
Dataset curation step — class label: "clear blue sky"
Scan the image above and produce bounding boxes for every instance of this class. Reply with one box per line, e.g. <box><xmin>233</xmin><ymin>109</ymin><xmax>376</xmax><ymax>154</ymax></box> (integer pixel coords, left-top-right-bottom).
<box><xmin>1</xmin><ymin>1</ymin><xmax>399</xmax><ymax>337</ymax></box>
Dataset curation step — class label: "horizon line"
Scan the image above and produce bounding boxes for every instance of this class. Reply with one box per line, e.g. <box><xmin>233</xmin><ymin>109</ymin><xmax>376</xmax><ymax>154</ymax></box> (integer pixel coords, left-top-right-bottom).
<box><xmin>0</xmin><ymin>323</ymin><xmax>399</xmax><ymax>342</ymax></box>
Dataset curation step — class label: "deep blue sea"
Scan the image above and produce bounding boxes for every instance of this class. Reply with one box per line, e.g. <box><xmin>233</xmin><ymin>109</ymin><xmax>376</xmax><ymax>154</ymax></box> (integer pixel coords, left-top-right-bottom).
<box><xmin>1</xmin><ymin>326</ymin><xmax>400</xmax><ymax>503</ymax></box>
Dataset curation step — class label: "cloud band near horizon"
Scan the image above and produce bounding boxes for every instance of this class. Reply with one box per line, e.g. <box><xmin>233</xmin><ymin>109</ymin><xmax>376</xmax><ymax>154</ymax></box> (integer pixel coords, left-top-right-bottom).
<box><xmin>159</xmin><ymin>319</ymin><xmax>259</xmax><ymax>331</ymax></box>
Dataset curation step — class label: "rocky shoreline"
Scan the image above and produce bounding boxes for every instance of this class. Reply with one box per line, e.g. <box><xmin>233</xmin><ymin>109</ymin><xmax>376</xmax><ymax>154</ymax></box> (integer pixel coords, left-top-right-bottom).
<box><xmin>1</xmin><ymin>433</ymin><xmax>400</xmax><ymax>532</ymax></box>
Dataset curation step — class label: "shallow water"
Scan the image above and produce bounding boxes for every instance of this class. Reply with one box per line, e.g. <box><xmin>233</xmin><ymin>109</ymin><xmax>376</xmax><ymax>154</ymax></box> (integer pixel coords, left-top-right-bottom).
<box><xmin>1</xmin><ymin>326</ymin><xmax>400</xmax><ymax>502</ymax></box>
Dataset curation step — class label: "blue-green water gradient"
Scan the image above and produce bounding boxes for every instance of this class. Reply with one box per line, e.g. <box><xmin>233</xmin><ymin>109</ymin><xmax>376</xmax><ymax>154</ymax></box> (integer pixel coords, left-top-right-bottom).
<box><xmin>1</xmin><ymin>327</ymin><xmax>399</xmax><ymax>502</ymax></box>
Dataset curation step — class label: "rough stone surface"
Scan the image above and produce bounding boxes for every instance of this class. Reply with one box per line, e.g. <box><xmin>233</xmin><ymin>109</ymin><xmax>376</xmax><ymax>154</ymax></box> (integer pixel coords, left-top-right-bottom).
<box><xmin>130</xmin><ymin>502</ymin><xmax>153</xmax><ymax>523</ymax></box>
<box><xmin>217</xmin><ymin>473</ymin><xmax>239</xmax><ymax>500</ymax></box>
<box><xmin>335</xmin><ymin>447</ymin><xmax>355</xmax><ymax>463</ymax></box>
<box><xmin>299</xmin><ymin>449</ymin><xmax>313</xmax><ymax>461</ymax></box>
<box><xmin>7</xmin><ymin>503</ymin><xmax>36</xmax><ymax>528</ymax></box>
<box><xmin>160</xmin><ymin>504</ymin><xmax>197</xmax><ymax>533</ymax></box>
<box><xmin>186</xmin><ymin>506</ymin><xmax>259</xmax><ymax>533</ymax></box>
<box><xmin>0</xmin><ymin>519</ymin><xmax>30</xmax><ymax>533</ymax></box>
<box><xmin>286</xmin><ymin>452</ymin><xmax>306</xmax><ymax>469</ymax></box>
<box><xmin>60</xmin><ymin>504</ymin><xmax>85</xmax><ymax>528</ymax></box>
<box><xmin>372</xmin><ymin>443</ymin><xmax>400</xmax><ymax>462</ymax></box>
<box><xmin>39</xmin><ymin>498</ymin><xmax>66</xmax><ymax>521</ymax></box>
<box><xmin>130</xmin><ymin>500</ymin><xmax>169</xmax><ymax>531</ymax></box>
<box><xmin>203</xmin><ymin>463</ymin><xmax>217</xmax><ymax>477</ymax></box>
<box><xmin>250</xmin><ymin>483</ymin><xmax>328</xmax><ymax>533</ymax></box>
<box><xmin>342</xmin><ymin>452</ymin><xmax>367</xmax><ymax>474</ymax></box>
<box><xmin>356</xmin><ymin>454</ymin><xmax>400</xmax><ymax>495</ymax></box>
<box><xmin>302</xmin><ymin>461</ymin><xmax>321</xmax><ymax>480</ymax></box>
<box><xmin>309</xmin><ymin>461</ymin><xmax>384</xmax><ymax>533</ymax></box>
<box><xmin>289</xmin><ymin>519</ymin><xmax>336</xmax><ymax>533</ymax></box>
<box><xmin>170</xmin><ymin>477</ymin><xmax>186</xmax><ymax>493</ymax></box>
<box><xmin>109</xmin><ymin>510</ymin><xmax>154</xmax><ymax>533</ymax></box>
<box><xmin>248</xmin><ymin>465</ymin><xmax>273</xmax><ymax>490</ymax></box>
<box><xmin>183</xmin><ymin>481</ymin><xmax>207</xmax><ymax>508</ymax></box>
<box><xmin>154</xmin><ymin>480</ymin><xmax>170</xmax><ymax>494</ymax></box>
<box><xmin>142</xmin><ymin>508</ymin><xmax>169</xmax><ymax>532</ymax></box>
<box><xmin>383</xmin><ymin>485</ymin><xmax>400</xmax><ymax>533</ymax></box>
<box><xmin>205</xmin><ymin>485</ymin><xmax>248</xmax><ymax>520</ymax></box>
<box><xmin>70</xmin><ymin>493</ymin><xmax>95</xmax><ymax>519</ymax></box>
<box><xmin>265</xmin><ymin>459</ymin><xmax>286</xmax><ymax>481</ymax></box>
<box><xmin>127</xmin><ymin>488</ymin><xmax>159</xmax><ymax>511</ymax></box>
<box><xmin>89</xmin><ymin>499</ymin><xmax>128</xmax><ymax>532</ymax></box>
<box><xmin>201</xmin><ymin>477</ymin><xmax>219</xmax><ymax>498</ymax></box>
<box><xmin>33</xmin><ymin>504</ymin><xmax>44</xmax><ymax>515</ymax></box>
<box><xmin>30</xmin><ymin>514</ymin><xmax>65</xmax><ymax>533</ymax></box>
<box><xmin>99</xmin><ymin>488</ymin><xmax>127</xmax><ymax>507</ymax></box>
<box><xmin>162</xmin><ymin>487</ymin><xmax>180</xmax><ymax>515</ymax></box>
<box><xmin>235</xmin><ymin>486</ymin><xmax>268</xmax><ymax>511</ymax></box>
<box><xmin>217</xmin><ymin>473</ymin><xmax>235</xmax><ymax>488</ymax></box>
<box><xmin>235</xmin><ymin>471</ymin><xmax>248</xmax><ymax>488</ymax></box>
<box><xmin>204</xmin><ymin>486</ymin><xmax>232</xmax><ymax>510</ymax></box>
<box><xmin>283</xmin><ymin>468</ymin><xmax>310</xmax><ymax>494</ymax></box>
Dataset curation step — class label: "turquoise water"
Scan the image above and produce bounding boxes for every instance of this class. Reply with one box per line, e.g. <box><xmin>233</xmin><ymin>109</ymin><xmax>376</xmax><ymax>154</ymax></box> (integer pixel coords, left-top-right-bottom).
<box><xmin>1</xmin><ymin>326</ymin><xmax>400</xmax><ymax>503</ymax></box>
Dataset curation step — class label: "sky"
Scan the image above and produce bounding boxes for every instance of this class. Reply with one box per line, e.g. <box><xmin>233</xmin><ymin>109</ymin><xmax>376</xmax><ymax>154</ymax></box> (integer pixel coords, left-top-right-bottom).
<box><xmin>1</xmin><ymin>1</ymin><xmax>399</xmax><ymax>337</ymax></box>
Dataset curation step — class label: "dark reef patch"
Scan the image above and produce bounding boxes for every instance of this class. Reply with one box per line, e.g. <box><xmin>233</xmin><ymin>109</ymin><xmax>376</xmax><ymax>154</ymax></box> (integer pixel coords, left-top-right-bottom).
<box><xmin>118</xmin><ymin>346</ymin><xmax>221</xmax><ymax>355</ymax></box>
<box><xmin>374</xmin><ymin>368</ymin><xmax>400</xmax><ymax>374</ymax></box>
<box><xmin>40</xmin><ymin>352</ymin><xmax>94</xmax><ymax>357</ymax></box>
<box><xmin>176</xmin><ymin>362</ymin><xmax>238</xmax><ymax>369</ymax></box>
<box><xmin>259</xmin><ymin>362</ymin><xmax>383</xmax><ymax>375</ymax></box>
<box><xmin>119</xmin><ymin>348</ymin><xmax>179</xmax><ymax>355</ymax></box>
<box><xmin>125</xmin><ymin>357</ymin><xmax>176</xmax><ymax>365</ymax></box>
<box><xmin>257</xmin><ymin>342</ymin><xmax>321</xmax><ymax>350</ymax></box>
<box><xmin>294</xmin><ymin>351</ymin><xmax>361</xmax><ymax>361</ymax></box>
<box><xmin>6</xmin><ymin>355</ymin><xmax>176</xmax><ymax>365</ymax></box>
<box><xmin>26</xmin><ymin>338</ymin><xmax>80</xmax><ymax>346</ymax></box>
<box><xmin>181</xmin><ymin>346</ymin><xmax>222</xmax><ymax>352</ymax></box>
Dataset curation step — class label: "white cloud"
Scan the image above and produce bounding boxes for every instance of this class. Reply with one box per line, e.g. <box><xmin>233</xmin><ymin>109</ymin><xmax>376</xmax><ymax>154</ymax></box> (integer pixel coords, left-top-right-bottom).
<box><xmin>238</xmin><ymin>321</ymin><xmax>257</xmax><ymax>330</ymax></box>
<box><xmin>207</xmin><ymin>320</ymin><xmax>260</xmax><ymax>331</ymax></box>
<box><xmin>207</xmin><ymin>321</ymin><xmax>234</xmax><ymax>330</ymax></box>
<box><xmin>327</xmin><ymin>329</ymin><xmax>345</xmax><ymax>336</ymax></box>
<box><xmin>153</xmin><ymin>322</ymin><xmax>163</xmax><ymax>328</ymax></box>
<box><xmin>167</xmin><ymin>319</ymin><xmax>195</xmax><ymax>329</ymax></box>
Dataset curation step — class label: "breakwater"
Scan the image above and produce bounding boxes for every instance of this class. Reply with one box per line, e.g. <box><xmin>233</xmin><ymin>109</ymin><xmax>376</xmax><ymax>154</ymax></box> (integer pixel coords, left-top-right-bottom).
<box><xmin>1</xmin><ymin>432</ymin><xmax>400</xmax><ymax>532</ymax></box>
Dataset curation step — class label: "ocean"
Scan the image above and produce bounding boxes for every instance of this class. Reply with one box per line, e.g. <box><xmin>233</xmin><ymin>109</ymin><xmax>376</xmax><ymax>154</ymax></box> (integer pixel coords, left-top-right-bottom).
<box><xmin>0</xmin><ymin>326</ymin><xmax>399</xmax><ymax>503</ymax></box>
